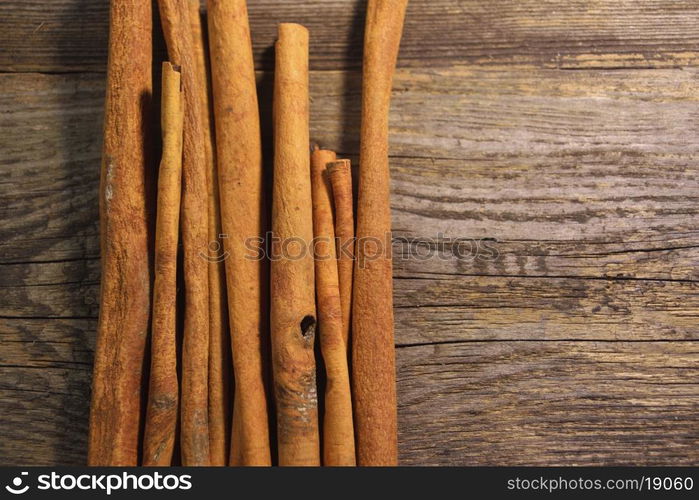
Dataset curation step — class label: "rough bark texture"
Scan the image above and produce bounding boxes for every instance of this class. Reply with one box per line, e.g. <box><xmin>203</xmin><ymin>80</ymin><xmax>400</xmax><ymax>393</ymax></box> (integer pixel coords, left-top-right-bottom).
<box><xmin>142</xmin><ymin>62</ymin><xmax>184</xmax><ymax>466</ymax></box>
<box><xmin>188</xmin><ymin>0</ymin><xmax>231</xmax><ymax>467</ymax></box>
<box><xmin>157</xmin><ymin>0</ymin><xmax>210</xmax><ymax>466</ymax></box>
<box><xmin>311</xmin><ymin>148</ymin><xmax>355</xmax><ymax>466</ymax></box>
<box><xmin>271</xmin><ymin>23</ymin><xmax>320</xmax><ymax>466</ymax></box>
<box><xmin>351</xmin><ymin>0</ymin><xmax>408</xmax><ymax>466</ymax></box>
<box><xmin>327</xmin><ymin>159</ymin><xmax>354</xmax><ymax>350</ymax></box>
<box><xmin>87</xmin><ymin>0</ymin><xmax>153</xmax><ymax>467</ymax></box>
<box><xmin>207</xmin><ymin>0</ymin><xmax>271</xmax><ymax>466</ymax></box>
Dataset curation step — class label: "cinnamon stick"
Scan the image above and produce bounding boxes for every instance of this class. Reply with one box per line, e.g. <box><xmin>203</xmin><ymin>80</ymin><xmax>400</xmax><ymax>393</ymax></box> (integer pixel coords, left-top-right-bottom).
<box><xmin>88</xmin><ymin>0</ymin><xmax>153</xmax><ymax>466</ymax></box>
<box><xmin>208</xmin><ymin>0</ymin><xmax>272</xmax><ymax>466</ymax></box>
<box><xmin>326</xmin><ymin>159</ymin><xmax>354</xmax><ymax>349</ymax></box>
<box><xmin>310</xmin><ymin>148</ymin><xmax>356</xmax><ymax>466</ymax></box>
<box><xmin>188</xmin><ymin>0</ymin><xmax>231</xmax><ymax>467</ymax></box>
<box><xmin>352</xmin><ymin>0</ymin><xmax>408</xmax><ymax>466</ymax></box>
<box><xmin>157</xmin><ymin>0</ymin><xmax>210</xmax><ymax>466</ymax></box>
<box><xmin>271</xmin><ymin>23</ymin><xmax>320</xmax><ymax>466</ymax></box>
<box><xmin>142</xmin><ymin>62</ymin><xmax>184</xmax><ymax>466</ymax></box>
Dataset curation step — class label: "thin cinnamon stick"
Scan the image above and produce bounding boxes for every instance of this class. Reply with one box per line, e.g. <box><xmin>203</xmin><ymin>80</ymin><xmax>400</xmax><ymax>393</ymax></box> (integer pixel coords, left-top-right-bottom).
<box><xmin>188</xmin><ymin>0</ymin><xmax>230</xmax><ymax>467</ymax></box>
<box><xmin>88</xmin><ymin>0</ymin><xmax>153</xmax><ymax>466</ymax></box>
<box><xmin>352</xmin><ymin>0</ymin><xmax>408</xmax><ymax>466</ymax></box>
<box><xmin>326</xmin><ymin>159</ymin><xmax>354</xmax><ymax>349</ymax></box>
<box><xmin>157</xmin><ymin>0</ymin><xmax>210</xmax><ymax>466</ymax></box>
<box><xmin>271</xmin><ymin>23</ymin><xmax>320</xmax><ymax>466</ymax></box>
<box><xmin>310</xmin><ymin>148</ymin><xmax>356</xmax><ymax>466</ymax></box>
<box><xmin>142</xmin><ymin>62</ymin><xmax>184</xmax><ymax>466</ymax></box>
<box><xmin>208</xmin><ymin>0</ymin><xmax>272</xmax><ymax>466</ymax></box>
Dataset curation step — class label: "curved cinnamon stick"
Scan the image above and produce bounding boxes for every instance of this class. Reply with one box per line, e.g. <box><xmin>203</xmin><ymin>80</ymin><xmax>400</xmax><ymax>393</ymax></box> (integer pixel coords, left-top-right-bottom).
<box><xmin>208</xmin><ymin>0</ymin><xmax>272</xmax><ymax>466</ymax></box>
<box><xmin>326</xmin><ymin>159</ymin><xmax>354</xmax><ymax>349</ymax></box>
<box><xmin>352</xmin><ymin>0</ymin><xmax>408</xmax><ymax>466</ymax></box>
<box><xmin>311</xmin><ymin>148</ymin><xmax>356</xmax><ymax>466</ymax></box>
<box><xmin>271</xmin><ymin>23</ymin><xmax>320</xmax><ymax>466</ymax></box>
<box><xmin>88</xmin><ymin>0</ymin><xmax>153</xmax><ymax>466</ymax></box>
<box><xmin>188</xmin><ymin>0</ymin><xmax>231</xmax><ymax>467</ymax></box>
<box><xmin>157</xmin><ymin>0</ymin><xmax>211</xmax><ymax>466</ymax></box>
<box><xmin>142</xmin><ymin>62</ymin><xmax>184</xmax><ymax>466</ymax></box>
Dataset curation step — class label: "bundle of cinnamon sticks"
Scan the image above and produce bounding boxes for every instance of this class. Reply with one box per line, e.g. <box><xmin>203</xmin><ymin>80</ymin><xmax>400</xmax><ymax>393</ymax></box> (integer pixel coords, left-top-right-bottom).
<box><xmin>88</xmin><ymin>0</ymin><xmax>408</xmax><ymax>467</ymax></box>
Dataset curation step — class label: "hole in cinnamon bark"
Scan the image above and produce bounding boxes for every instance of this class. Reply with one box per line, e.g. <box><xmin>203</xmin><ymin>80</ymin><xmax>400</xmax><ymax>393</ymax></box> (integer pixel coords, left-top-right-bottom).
<box><xmin>300</xmin><ymin>315</ymin><xmax>316</xmax><ymax>340</ymax></box>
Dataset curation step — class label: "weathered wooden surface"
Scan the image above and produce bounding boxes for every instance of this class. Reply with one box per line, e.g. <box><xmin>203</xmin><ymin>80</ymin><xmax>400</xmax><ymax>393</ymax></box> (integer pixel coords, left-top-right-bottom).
<box><xmin>399</xmin><ymin>341</ymin><xmax>699</xmax><ymax>465</ymax></box>
<box><xmin>2</xmin><ymin>0</ymin><xmax>699</xmax><ymax>71</ymax></box>
<box><xmin>1</xmin><ymin>0</ymin><xmax>698</xmax><ymax>466</ymax></box>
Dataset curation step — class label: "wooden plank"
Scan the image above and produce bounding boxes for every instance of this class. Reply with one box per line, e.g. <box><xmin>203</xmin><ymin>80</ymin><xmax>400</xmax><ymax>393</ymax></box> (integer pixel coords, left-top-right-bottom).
<box><xmin>1</xmin><ymin>42</ymin><xmax>698</xmax><ymax>467</ymax></box>
<box><xmin>0</xmin><ymin>259</ymin><xmax>99</xmax><ymax>288</ymax></box>
<box><xmin>312</xmin><ymin>66</ymin><xmax>699</xmax><ymax>280</ymax></box>
<box><xmin>0</xmin><ymin>381</ymin><xmax>90</xmax><ymax>466</ymax></box>
<box><xmin>0</xmin><ymin>318</ymin><xmax>96</xmax><ymax>362</ymax></box>
<box><xmin>0</xmin><ymin>260</ymin><xmax>99</xmax><ymax>318</ymax></box>
<box><xmin>2</xmin><ymin>331</ymin><xmax>697</xmax><ymax>465</ymax></box>
<box><xmin>2</xmin><ymin>69</ymin><xmax>698</xmax><ymax>280</ymax></box>
<box><xmin>0</xmin><ymin>72</ymin><xmax>101</xmax><ymax>264</ymax></box>
<box><xmin>1</xmin><ymin>0</ymin><xmax>698</xmax><ymax>72</ymax></box>
<box><xmin>0</xmin><ymin>319</ymin><xmax>95</xmax><ymax>369</ymax></box>
<box><xmin>394</xmin><ymin>275</ymin><xmax>699</xmax><ymax>344</ymax></box>
<box><xmin>0</xmin><ymin>319</ymin><xmax>95</xmax><ymax>465</ymax></box>
<box><xmin>0</xmin><ymin>365</ymin><xmax>91</xmax><ymax>465</ymax></box>
<box><xmin>3</xmin><ymin>258</ymin><xmax>698</xmax><ymax>345</ymax></box>
<box><xmin>398</xmin><ymin>341</ymin><xmax>699</xmax><ymax>465</ymax></box>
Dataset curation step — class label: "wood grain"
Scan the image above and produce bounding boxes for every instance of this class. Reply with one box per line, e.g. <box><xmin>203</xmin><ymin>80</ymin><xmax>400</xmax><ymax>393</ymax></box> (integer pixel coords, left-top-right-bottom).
<box><xmin>3</xmin><ymin>68</ymin><xmax>697</xmax><ymax>275</ymax></box>
<box><xmin>2</xmin><ymin>330</ymin><xmax>697</xmax><ymax>465</ymax></box>
<box><xmin>1</xmin><ymin>0</ymin><xmax>698</xmax><ymax>466</ymax></box>
<box><xmin>0</xmin><ymin>318</ymin><xmax>94</xmax><ymax>465</ymax></box>
<box><xmin>0</xmin><ymin>72</ymin><xmax>101</xmax><ymax>264</ymax></box>
<box><xmin>1</xmin><ymin>0</ymin><xmax>699</xmax><ymax>72</ymax></box>
<box><xmin>3</xmin><ymin>260</ymin><xmax>698</xmax><ymax>343</ymax></box>
<box><xmin>394</xmin><ymin>275</ymin><xmax>699</xmax><ymax>344</ymax></box>
<box><xmin>398</xmin><ymin>341</ymin><xmax>699</xmax><ymax>465</ymax></box>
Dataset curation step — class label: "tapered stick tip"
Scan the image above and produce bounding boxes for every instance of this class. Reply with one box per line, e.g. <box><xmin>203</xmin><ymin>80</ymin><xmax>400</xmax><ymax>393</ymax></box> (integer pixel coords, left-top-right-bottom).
<box><xmin>278</xmin><ymin>22</ymin><xmax>309</xmax><ymax>40</ymax></box>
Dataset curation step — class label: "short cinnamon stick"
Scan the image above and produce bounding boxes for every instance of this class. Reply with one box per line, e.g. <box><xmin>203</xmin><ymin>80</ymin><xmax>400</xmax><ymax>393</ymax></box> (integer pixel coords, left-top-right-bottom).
<box><xmin>326</xmin><ymin>159</ymin><xmax>354</xmax><ymax>349</ymax></box>
<box><xmin>311</xmin><ymin>148</ymin><xmax>356</xmax><ymax>466</ymax></box>
<box><xmin>157</xmin><ymin>0</ymin><xmax>211</xmax><ymax>466</ymax></box>
<box><xmin>352</xmin><ymin>0</ymin><xmax>408</xmax><ymax>466</ymax></box>
<box><xmin>88</xmin><ymin>0</ymin><xmax>153</xmax><ymax>466</ymax></box>
<box><xmin>142</xmin><ymin>62</ymin><xmax>184</xmax><ymax>466</ymax></box>
<box><xmin>208</xmin><ymin>0</ymin><xmax>272</xmax><ymax>466</ymax></box>
<box><xmin>271</xmin><ymin>23</ymin><xmax>320</xmax><ymax>466</ymax></box>
<box><xmin>188</xmin><ymin>0</ymin><xmax>231</xmax><ymax>467</ymax></box>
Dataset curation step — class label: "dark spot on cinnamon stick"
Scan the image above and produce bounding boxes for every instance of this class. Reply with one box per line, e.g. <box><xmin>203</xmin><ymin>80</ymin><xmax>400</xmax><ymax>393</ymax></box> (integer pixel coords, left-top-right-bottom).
<box><xmin>300</xmin><ymin>315</ymin><xmax>316</xmax><ymax>340</ymax></box>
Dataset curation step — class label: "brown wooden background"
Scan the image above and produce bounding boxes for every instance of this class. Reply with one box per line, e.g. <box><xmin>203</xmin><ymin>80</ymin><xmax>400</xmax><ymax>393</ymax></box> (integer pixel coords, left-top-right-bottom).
<box><xmin>1</xmin><ymin>0</ymin><xmax>698</xmax><ymax>466</ymax></box>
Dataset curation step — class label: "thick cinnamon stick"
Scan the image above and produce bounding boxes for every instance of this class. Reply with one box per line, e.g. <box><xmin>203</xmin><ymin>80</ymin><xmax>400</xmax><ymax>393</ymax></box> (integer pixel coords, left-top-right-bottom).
<box><xmin>271</xmin><ymin>23</ymin><xmax>320</xmax><ymax>466</ymax></box>
<box><xmin>326</xmin><ymin>159</ymin><xmax>354</xmax><ymax>349</ymax></box>
<box><xmin>88</xmin><ymin>0</ymin><xmax>153</xmax><ymax>466</ymax></box>
<box><xmin>352</xmin><ymin>0</ymin><xmax>408</xmax><ymax>466</ymax></box>
<box><xmin>310</xmin><ymin>148</ymin><xmax>356</xmax><ymax>466</ymax></box>
<box><xmin>157</xmin><ymin>0</ymin><xmax>210</xmax><ymax>466</ymax></box>
<box><xmin>142</xmin><ymin>62</ymin><xmax>184</xmax><ymax>466</ymax></box>
<box><xmin>207</xmin><ymin>0</ymin><xmax>271</xmax><ymax>466</ymax></box>
<box><xmin>188</xmin><ymin>0</ymin><xmax>230</xmax><ymax>467</ymax></box>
